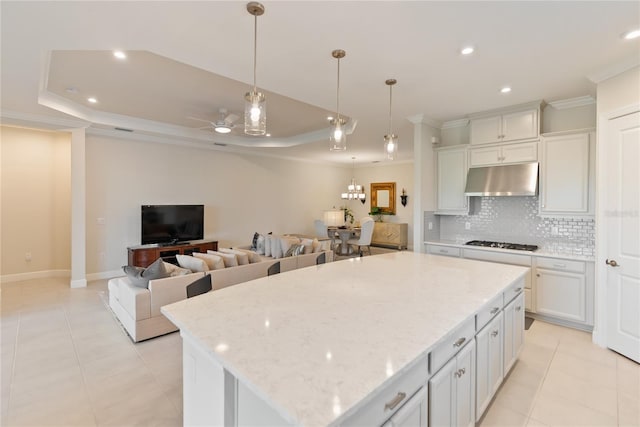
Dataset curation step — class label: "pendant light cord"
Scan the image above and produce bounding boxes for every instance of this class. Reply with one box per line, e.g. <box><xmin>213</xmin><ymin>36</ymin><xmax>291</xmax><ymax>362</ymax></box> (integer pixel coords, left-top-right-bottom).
<box><xmin>336</xmin><ymin>57</ymin><xmax>341</xmax><ymax>121</ymax></box>
<box><xmin>253</xmin><ymin>14</ymin><xmax>258</xmax><ymax>93</ymax></box>
<box><xmin>388</xmin><ymin>83</ymin><xmax>393</xmax><ymax>135</ymax></box>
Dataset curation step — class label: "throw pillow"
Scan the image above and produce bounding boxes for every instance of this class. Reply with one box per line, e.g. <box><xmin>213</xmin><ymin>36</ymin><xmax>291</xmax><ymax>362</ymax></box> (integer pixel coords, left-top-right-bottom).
<box><xmin>176</xmin><ymin>254</ymin><xmax>209</xmax><ymax>272</ymax></box>
<box><xmin>284</xmin><ymin>243</ymin><xmax>305</xmax><ymax>257</ymax></box>
<box><xmin>193</xmin><ymin>252</ymin><xmax>226</xmax><ymax>270</ymax></box>
<box><xmin>279</xmin><ymin>236</ymin><xmax>301</xmax><ymax>256</ymax></box>
<box><xmin>264</xmin><ymin>234</ymin><xmax>272</xmax><ymax>257</ymax></box>
<box><xmin>312</xmin><ymin>237</ymin><xmax>322</xmax><ymax>253</ymax></box>
<box><xmin>219</xmin><ymin>248</ymin><xmax>250</xmax><ymax>265</ymax></box>
<box><xmin>271</xmin><ymin>235</ymin><xmax>284</xmax><ymax>259</ymax></box>
<box><xmin>233</xmin><ymin>248</ymin><xmax>263</xmax><ymax>263</ymax></box>
<box><xmin>256</xmin><ymin>234</ymin><xmax>266</xmax><ymax>255</ymax></box>
<box><xmin>207</xmin><ymin>251</ymin><xmax>239</xmax><ymax>267</ymax></box>
<box><xmin>300</xmin><ymin>238</ymin><xmax>314</xmax><ymax>255</ymax></box>
<box><xmin>250</xmin><ymin>232</ymin><xmax>260</xmax><ymax>251</ymax></box>
<box><xmin>163</xmin><ymin>261</ymin><xmax>192</xmax><ymax>277</ymax></box>
<box><xmin>123</xmin><ymin>258</ymin><xmax>168</xmax><ymax>289</ymax></box>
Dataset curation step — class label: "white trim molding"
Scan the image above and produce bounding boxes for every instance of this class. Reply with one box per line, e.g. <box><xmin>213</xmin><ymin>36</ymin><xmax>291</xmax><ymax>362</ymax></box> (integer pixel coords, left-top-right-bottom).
<box><xmin>0</xmin><ymin>269</ymin><xmax>70</xmax><ymax>284</ymax></box>
<box><xmin>547</xmin><ymin>96</ymin><xmax>596</xmax><ymax>110</ymax></box>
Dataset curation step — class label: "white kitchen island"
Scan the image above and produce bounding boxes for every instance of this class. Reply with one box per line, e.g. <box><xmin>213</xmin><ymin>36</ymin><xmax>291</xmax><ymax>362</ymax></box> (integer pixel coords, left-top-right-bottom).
<box><xmin>162</xmin><ymin>251</ymin><xmax>529</xmax><ymax>427</ymax></box>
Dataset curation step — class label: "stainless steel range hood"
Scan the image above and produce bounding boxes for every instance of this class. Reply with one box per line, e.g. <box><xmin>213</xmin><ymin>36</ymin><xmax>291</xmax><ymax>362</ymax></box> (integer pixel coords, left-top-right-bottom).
<box><xmin>464</xmin><ymin>162</ymin><xmax>538</xmax><ymax>196</ymax></box>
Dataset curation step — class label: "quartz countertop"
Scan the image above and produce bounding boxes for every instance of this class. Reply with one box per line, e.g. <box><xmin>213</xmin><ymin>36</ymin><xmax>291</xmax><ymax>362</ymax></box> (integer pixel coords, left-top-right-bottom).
<box><xmin>162</xmin><ymin>252</ymin><xmax>528</xmax><ymax>426</ymax></box>
<box><xmin>424</xmin><ymin>239</ymin><xmax>595</xmax><ymax>262</ymax></box>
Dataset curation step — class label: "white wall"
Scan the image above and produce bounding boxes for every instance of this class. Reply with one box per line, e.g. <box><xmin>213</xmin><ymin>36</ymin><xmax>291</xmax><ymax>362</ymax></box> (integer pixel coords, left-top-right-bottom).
<box><xmin>85</xmin><ymin>135</ymin><xmax>350</xmax><ymax>274</ymax></box>
<box><xmin>347</xmin><ymin>161</ymin><xmax>414</xmax><ymax>249</ymax></box>
<box><xmin>597</xmin><ymin>66</ymin><xmax>640</xmax><ymax>115</ymax></box>
<box><xmin>0</xmin><ymin>126</ymin><xmax>71</xmax><ymax>276</ymax></box>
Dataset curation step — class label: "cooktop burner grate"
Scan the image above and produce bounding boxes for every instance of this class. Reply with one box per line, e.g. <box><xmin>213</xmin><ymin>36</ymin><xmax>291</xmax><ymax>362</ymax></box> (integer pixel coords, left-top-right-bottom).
<box><xmin>465</xmin><ymin>240</ymin><xmax>538</xmax><ymax>251</ymax></box>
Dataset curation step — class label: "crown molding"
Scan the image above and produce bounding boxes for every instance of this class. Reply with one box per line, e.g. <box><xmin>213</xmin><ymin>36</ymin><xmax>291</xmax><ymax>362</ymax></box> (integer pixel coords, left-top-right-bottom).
<box><xmin>587</xmin><ymin>56</ymin><xmax>640</xmax><ymax>84</ymax></box>
<box><xmin>441</xmin><ymin>118</ymin><xmax>469</xmax><ymax>129</ymax></box>
<box><xmin>1</xmin><ymin>109</ymin><xmax>90</xmax><ymax>130</ymax></box>
<box><xmin>547</xmin><ymin>96</ymin><xmax>596</xmax><ymax>110</ymax></box>
<box><xmin>406</xmin><ymin>114</ymin><xmax>442</xmax><ymax>129</ymax></box>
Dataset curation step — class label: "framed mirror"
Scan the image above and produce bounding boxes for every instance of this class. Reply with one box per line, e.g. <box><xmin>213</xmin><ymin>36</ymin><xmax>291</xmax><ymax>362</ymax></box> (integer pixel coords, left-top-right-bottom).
<box><xmin>370</xmin><ymin>182</ymin><xmax>396</xmax><ymax>215</ymax></box>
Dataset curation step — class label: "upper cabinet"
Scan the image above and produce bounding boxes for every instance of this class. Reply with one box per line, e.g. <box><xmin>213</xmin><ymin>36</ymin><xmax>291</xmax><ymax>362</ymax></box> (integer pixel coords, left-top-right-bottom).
<box><xmin>436</xmin><ymin>146</ymin><xmax>469</xmax><ymax>215</ymax></box>
<box><xmin>539</xmin><ymin>130</ymin><xmax>595</xmax><ymax>216</ymax></box>
<box><xmin>468</xmin><ymin>141</ymin><xmax>538</xmax><ymax>167</ymax></box>
<box><xmin>470</xmin><ymin>105</ymin><xmax>540</xmax><ymax>145</ymax></box>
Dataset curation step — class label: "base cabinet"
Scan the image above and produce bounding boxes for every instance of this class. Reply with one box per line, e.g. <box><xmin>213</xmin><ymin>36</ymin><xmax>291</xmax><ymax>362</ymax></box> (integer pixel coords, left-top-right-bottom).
<box><xmin>475</xmin><ymin>312</ymin><xmax>504</xmax><ymax>420</ymax></box>
<box><xmin>503</xmin><ymin>293</ymin><xmax>525</xmax><ymax>374</ymax></box>
<box><xmin>382</xmin><ymin>387</ymin><xmax>428</xmax><ymax>427</ymax></box>
<box><xmin>429</xmin><ymin>341</ymin><xmax>475</xmax><ymax>427</ymax></box>
<box><xmin>536</xmin><ymin>269</ymin><xmax>586</xmax><ymax>323</ymax></box>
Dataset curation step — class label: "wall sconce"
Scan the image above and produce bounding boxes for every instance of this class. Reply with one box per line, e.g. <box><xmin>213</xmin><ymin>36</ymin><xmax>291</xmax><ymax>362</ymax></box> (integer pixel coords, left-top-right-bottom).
<box><xmin>401</xmin><ymin>188</ymin><xmax>408</xmax><ymax>207</ymax></box>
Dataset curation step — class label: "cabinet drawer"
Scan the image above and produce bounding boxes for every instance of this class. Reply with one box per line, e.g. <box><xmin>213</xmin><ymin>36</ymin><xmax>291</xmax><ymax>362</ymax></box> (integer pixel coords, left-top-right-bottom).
<box><xmin>503</xmin><ymin>277</ymin><xmax>525</xmax><ymax>306</ymax></box>
<box><xmin>342</xmin><ymin>357</ymin><xmax>428</xmax><ymax>427</ymax></box>
<box><xmin>536</xmin><ymin>257</ymin><xmax>585</xmax><ymax>273</ymax></box>
<box><xmin>462</xmin><ymin>248</ymin><xmax>531</xmax><ymax>266</ymax></box>
<box><xmin>427</xmin><ymin>245</ymin><xmax>461</xmax><ymax>257</ymax></box>
<box><xmin>476</xmin><ymin>294</ymin><xmax>503</xmax><ymax>331</ymax></box>
<box><xmin>430</xmin><ymin>317</ymin><xmax>475</xmax><ymax>374</ymax></box>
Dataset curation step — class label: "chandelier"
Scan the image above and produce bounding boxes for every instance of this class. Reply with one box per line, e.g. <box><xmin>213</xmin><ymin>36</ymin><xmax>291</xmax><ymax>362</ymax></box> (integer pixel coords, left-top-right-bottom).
<box><xmin>341</xmin><ymin>157</ymin><xmax>366</xmax><ymax>203</ymax></box>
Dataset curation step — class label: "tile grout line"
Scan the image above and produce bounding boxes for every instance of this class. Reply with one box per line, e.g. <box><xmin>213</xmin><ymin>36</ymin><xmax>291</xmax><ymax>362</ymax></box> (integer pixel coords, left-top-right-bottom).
<box><xmin>4</xmin><ymin>289</ymin><xmax>23</xmax><ymax>426</ymax></box>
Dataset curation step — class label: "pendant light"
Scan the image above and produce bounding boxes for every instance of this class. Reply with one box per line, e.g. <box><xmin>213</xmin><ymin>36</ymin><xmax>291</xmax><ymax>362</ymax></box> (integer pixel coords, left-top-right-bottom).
<box><xmin>244</xmin><ymin>2</ymin><xmax>266</xmax><ymax>136</ymax></box>
<box><xmin>341</xmin><ymin>157</ymin><xmax>366</xmax><ymax>203</ymax></box>
<box><xmin>383</xmin><ymin>79</ymin><xmax>398</xmax><ymax>160</ymax></box>
<box><xmin>330</xmin><ymin>49</ymin><xmax>347</xmax><ymax>151</ymax></box>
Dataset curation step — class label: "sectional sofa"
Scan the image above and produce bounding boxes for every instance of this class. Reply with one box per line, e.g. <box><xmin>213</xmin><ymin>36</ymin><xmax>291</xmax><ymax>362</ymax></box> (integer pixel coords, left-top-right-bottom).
<box><xmin>108</xmin><ymin>249</ymin><xmax>333</xmax><ymax>342</ymax></box>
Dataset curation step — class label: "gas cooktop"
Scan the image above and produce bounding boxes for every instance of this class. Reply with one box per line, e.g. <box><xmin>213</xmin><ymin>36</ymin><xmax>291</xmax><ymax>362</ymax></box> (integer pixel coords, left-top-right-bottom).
<box><xmin>465</xmin><ymin>240</ymin><xmax>538</xmax><ymax>252</ymax></box>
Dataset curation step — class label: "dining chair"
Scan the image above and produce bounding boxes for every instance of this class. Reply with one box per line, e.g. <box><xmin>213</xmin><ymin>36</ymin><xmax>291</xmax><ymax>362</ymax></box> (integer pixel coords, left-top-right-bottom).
<box><xmin>347</xmin><ymin>217</ymin><xmax>375</xmax><ymax>256</ymax></box>
<box><xmin>314</xmin><ymin>219</ymin><xmax>338</xmax><ymax>251</ymax></box>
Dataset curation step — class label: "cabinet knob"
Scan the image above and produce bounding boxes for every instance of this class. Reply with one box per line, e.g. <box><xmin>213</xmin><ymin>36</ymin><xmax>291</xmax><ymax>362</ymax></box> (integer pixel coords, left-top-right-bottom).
<box><xmin>536</xmin><ymin>273</ymin><xmax>540</xmax><ymax>277</ymax></box>
<box><xmin>516</xmin><ymin>306</ymin><xmax>522</xmax><ymax>312</ymax></box>
<box><xmin>515</xmin><ymin>287</ymin><xmax>522</xmax><ymax>293</ymax></box>
<box><xmin>491</xmin><ymin>330</ymin><xmax>499</xmax><ymax>337</ymax></box>
<box><xmin>490</xmin><ymin>307</ymin><xmax>500</xmax><ymax>315</ymax></box>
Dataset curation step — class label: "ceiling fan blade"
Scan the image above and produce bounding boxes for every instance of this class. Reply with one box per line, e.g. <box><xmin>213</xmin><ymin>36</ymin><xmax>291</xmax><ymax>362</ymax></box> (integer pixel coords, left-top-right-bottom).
<box><xmin>186</xmin><ymin>116</ymin><xmax>214</xmax><ymax>125</ymax></box>
<box><xmin>224</xmin><ymin>113</ymin><xmax>240</xmax><ymax>125</ymax></box>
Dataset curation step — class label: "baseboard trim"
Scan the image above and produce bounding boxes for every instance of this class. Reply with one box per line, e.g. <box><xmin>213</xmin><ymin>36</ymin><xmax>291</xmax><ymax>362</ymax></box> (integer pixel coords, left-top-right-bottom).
<box><xmin>70</xmin><ymin>278</ymin><xmax>87</xmax><ymax>288</ymax></box>
<box><xmin>86</xmin><ymin>270</ymin><xmax>122</xmax><ymax>282</ymax></box>
<box><xmin>526</xmin><ymin>312</ymin><xmax>594</xmax><ymax>333</ymax></box>
<box><xmin>0</xmin><ymin>269</ymin><xmax>70</xmax><ymax>284</ymax></box>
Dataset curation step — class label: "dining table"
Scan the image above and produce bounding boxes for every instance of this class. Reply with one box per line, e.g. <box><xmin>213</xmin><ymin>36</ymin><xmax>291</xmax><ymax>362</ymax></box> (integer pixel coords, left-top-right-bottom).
<box><xmin>330</xmin><ymin>226</ymin><xmax>361</xmax><ymax>255</ymax></box>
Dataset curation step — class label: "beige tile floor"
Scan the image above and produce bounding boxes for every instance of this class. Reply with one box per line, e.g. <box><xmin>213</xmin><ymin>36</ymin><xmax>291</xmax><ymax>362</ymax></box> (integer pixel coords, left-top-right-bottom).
<box><xmin>1</xmin><ymin>276</ymin><xmax>639</xmax><ymax>426</ymax></box>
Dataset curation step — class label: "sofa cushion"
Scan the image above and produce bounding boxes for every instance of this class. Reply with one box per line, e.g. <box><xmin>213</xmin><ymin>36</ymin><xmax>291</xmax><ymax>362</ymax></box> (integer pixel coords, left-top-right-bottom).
<box><xmin>219</xmin><ymin>248</ymin><xmax>250</xmax><ymax>265</ymax></box>
<box><xmin>250</xmin><ymin>232</ymin><xmax>260</xmax><ymax>251</ymax></box>
<box><xmin>280</xmin><ymin>236</ymin><xmax>301</xmax><ymax>256</ymax></box>
<box><xmin>271</xmin><ymin>236</ymin><xmax>284</xmax><ymax>259</ymax></box>
<box><xmin>193</xmin><ymin>252</ymin><xmax>225</xmax><ymax>270</ymax></box>
<box><xmin>123</xmin><ymin>258</ymin><xmax>168</xmax><ymax>289</ymax></box>
<box><xmin>264</xmin><ymin>234</ymin><xmax>272</xmax><ymax>257</ymax></box>
<box><xmin>176</xmin><ymin>254</ymin><xmax>209</xmax><ymax>272</ymax></box>
<box><xmin>163</xmin><ymin>261</ymin><xmax>192</xmax><ymax>276</ymax></box>
<box><xmin>208</xmin><ymin>251</ymin><xmax>239</xmax><ymax>267</ymax></box>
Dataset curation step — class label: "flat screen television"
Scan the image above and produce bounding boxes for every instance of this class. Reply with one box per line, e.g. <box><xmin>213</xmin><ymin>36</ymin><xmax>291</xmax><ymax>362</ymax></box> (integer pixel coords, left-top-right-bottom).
<box><xmin>141</xmin><ymin>205</ymin><xmax>204</xmax><ymax>245</ymax></box>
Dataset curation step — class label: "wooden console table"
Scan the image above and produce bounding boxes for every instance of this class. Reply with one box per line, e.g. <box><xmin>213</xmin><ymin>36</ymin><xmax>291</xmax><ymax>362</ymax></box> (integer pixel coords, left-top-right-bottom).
<box><xmin>371</xmin><ymin>222</ymin><xmax>408</xmax><ymax>250</ymax></box>
<box><xmin>127</xmin><ymin>240</ymin><xmax>218</xmax><ymax>267</ymax></box>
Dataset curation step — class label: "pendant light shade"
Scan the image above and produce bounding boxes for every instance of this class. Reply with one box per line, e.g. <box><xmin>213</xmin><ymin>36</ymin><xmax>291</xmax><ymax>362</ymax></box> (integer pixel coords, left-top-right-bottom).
<box><xmin>384</xmin><ymin>79</ymin><xmax>398</xmax><ymax>160</ymax></box>
<box><xmin>244</xmin><ymin>2</ymin><xmax>266</xmax><ymax>136</ymax></box>
<box><xmin>330</xmin><ymin>50</ymin><xmax>347</xmax><ymax>151</ymax></box>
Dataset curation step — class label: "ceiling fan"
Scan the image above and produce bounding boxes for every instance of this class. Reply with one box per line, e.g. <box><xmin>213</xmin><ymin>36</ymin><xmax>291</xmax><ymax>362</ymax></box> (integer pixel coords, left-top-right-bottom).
<box><xmin>189</xmin><ymin>108</ymin><xmax>240</xmax><ymax>134</ymax></box>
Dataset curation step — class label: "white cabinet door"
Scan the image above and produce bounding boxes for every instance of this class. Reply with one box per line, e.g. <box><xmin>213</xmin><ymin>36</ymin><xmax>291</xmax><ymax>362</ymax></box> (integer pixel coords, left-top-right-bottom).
<box><xmin>468</xmin><ymin>146</ymin><xmax>501</xmax><ymax>166</ymax></box>
<box><xmin>536</xmin><ymin>268</ymin><xmax>586</xmax><ymax>323</ymax></box>
<box><xmin>382</xmin><ymin>387</ymin><xmax>428</xmax><ymax>427</ymax></box>
<box><xmin>429</xmin><ymin>341</ymin><xmax>475</xmax><ymax>427</ymax></box>
<box><xmin>429</xmin><ymin>357</ymin><xmax>456</xmax><ymax>427</ymax></box>
<box><xmin>455</xmin><ymin>341</ymin><xmax>475</xmax><ymax>427</ymax></box>
<box><xmin>503</xmin><ymin>292</ymin><xmax>524</xmax><ymax>374</ymax></box>
<box><xmin>540</xmin><ymin>132</ymin><xmax>593</xmax><ymax>215</ymax></box>
<box><xmin>475</xmin><ymin>313</ymin><xmax>504</xmax><ymax>421</ymax></box>
<box><xmin>502</xmin><ymin>109</ymin><xmax>538</xmax><ymax>142</ymax></box>
<box><xmin>500</xmin><ymin>141</ymin><xmax>538</xmax><ymax>164</ymax></box>
<box><xmin>470</xmin><ymin>116</ymin><xmax>502</xmax><ymax>145</ymax></box>
<box><xmin>436</xmin><ymin>147</ymin><xmax>469</xmax><ymax>215</ymax></box>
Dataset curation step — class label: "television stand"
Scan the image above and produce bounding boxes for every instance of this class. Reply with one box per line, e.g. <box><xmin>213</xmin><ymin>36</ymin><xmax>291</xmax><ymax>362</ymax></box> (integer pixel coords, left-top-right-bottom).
<box><xmin>127</xmin><ymin>240</ymin><xmax>218</xmax><ymax>268</ymax></box>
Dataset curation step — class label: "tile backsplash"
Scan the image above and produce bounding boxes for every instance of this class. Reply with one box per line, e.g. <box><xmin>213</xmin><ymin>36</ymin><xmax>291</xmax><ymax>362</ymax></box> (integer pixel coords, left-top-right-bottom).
<box><xmin>433</xmin><ymin>196</ymin><xmax>595</xmax><ymax>257</ymax></box>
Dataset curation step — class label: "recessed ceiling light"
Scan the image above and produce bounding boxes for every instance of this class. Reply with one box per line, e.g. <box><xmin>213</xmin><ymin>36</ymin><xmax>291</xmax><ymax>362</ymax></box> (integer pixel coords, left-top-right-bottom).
<box><xmin>266</xmin><ymin>133</ymin><xmax>271</xmax><ymax>137</ymax></box>
<box><xmin>623</xmin><ymin>29</ymin><xmax>640</xmax><ymax>40</ymax></box>
<box><xmin>327</xmin><ymin>116</ymin><xmax>334</xmax><ymax>121</ymax></box>
<box><xmin>500</xmin><ymin>87</ymin><xmax>512</xmax><ymax>94</ymax></box>
<box><xmin>461</xmin><ymin>46</ymin><xmax>474</xmax><ymax>55</ymax></box>
<box><xmin>87</xmin><ymin>97</ymin><xmax>98</xmax><ymax>103</ymax></box>
<box><xmin>113</xmin><ymin>50</ymin><xmax>127</xmax><ymax>59</ymax></box>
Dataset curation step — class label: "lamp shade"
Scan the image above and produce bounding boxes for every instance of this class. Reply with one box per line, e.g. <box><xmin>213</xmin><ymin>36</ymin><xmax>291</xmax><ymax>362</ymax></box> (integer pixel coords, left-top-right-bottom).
<box><xmin>323</xmin><ymin>209</ymin><xmax>344</xmax><ymax>227</ymax></box>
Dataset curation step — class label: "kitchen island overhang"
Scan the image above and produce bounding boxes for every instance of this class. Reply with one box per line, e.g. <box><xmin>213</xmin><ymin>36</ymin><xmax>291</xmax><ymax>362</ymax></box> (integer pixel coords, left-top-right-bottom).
<box><xmin>162</xmin><ymin>251</ymin><xmax>529</xmax><ymax>426</ymax></box>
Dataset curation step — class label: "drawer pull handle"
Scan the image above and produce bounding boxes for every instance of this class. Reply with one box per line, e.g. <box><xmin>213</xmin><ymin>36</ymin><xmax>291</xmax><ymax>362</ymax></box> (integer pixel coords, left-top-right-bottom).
<box><xmin>384</xmin><ymin>392</ymin><xmax>407</xmax><ymax>411</ymax></box>
<box><xmin>453</xmin><ymin>337</ymin><xmax>466</xmax><ymax>348</ymax></box>
<box><xmin>455</xmin><ymin>367</ymin><xmax>466</xmax><ymax>378</ymax></box>
<box><xmin>491</xmin><ymin>330</ymin><xmax>499</xmax><ymax>337</ymax></box>
<box><xmin>516</xmin><ymin>306</ymin><xmax>522</xmax><ymax>312</ymax></box>
<box><xmin>490</xmin><ymin>307</ymin><xmax>499</xmax><ymax>315</ymax></box>
<box><xmin>514</xmin><ymin>288</ymin><xmax>522</xmax><ymax>293</ymax></box>
<box><xmin>553</xmin><ymin>263</ymin><xmax>566</xmax><ymax>268</ymax></box>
